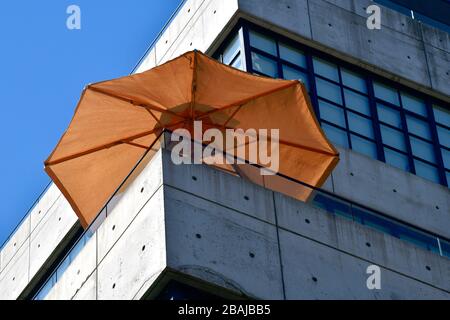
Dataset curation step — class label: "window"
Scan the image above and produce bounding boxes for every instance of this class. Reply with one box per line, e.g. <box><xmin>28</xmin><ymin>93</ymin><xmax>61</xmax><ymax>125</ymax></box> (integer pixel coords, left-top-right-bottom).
<box><xmin>215</xmin><ymin>24</ymin><xmax>450</xmax><ymax>187</ymax></box>
<box><xmin>215</xmin><ymin>32</ymin><xmax>243</xmax><ymax>71</ymax></box>
<box><xmin>279</xmin><ymin>42</ymin><xmax>306</xmax><ymax>68</ymax></box>
<box><xmin>251</xmin><ymin>52</ymin><xmax>278</xmax><ymax>77</ymax></box>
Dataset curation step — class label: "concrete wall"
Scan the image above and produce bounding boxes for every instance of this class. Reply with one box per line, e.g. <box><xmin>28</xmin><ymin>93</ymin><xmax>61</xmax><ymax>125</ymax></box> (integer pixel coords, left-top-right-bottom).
<box><xmin>237</xmin><ymin>0</ymin><xmax>450</xmax><ymax>102</ymax></box>
<box><xmin>328</xmin><ymin>147</ymin><xmax>450</xmax><ymax>239</ymax></box>
<box><xmin>44</xmin><ymin>150</ymin><xmax>449</xmax><ymax>300</ymax></box>
<box><xmin>44</xmin><ymin>151</ymin><xmax>167</xmax><ymax>300</ymax></box>
<box><xmin>3</xmin><ymin>0</ymin><xmax>449</xmax><ymax>300</ymax></box>
<box><xmin>161</xmin><ymin>150</ymin><xmax>450</xmax><ymax>299</ymax></box>
<box><xmin>135</xmin><ymin>0</ymin><xmax>239</xmax><ymax>72</ymax></box>
<box><xmin>0</xmin><ymin>184</ymin><xmax>78</xmax><ymax>300</ymax></box>
<box><xmin>136</xmin><ymin>0</ymin><xmax>450</xmax><ymax>102</ymax></box>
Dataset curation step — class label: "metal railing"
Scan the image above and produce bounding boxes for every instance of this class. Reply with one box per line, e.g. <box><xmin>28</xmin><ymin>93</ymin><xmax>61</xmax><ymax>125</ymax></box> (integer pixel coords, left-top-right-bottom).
<box><xmin>33</xmin><ymin>129</ymin><xmax>450</xmax><ymax>299</ymax></box>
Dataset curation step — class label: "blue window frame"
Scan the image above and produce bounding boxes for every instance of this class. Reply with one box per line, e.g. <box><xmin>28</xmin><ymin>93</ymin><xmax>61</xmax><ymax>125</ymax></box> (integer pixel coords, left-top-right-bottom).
<box><xmin>214</xmin><ymin>21</ymin><xmax>450</xmax><ymax>188</ymax></box>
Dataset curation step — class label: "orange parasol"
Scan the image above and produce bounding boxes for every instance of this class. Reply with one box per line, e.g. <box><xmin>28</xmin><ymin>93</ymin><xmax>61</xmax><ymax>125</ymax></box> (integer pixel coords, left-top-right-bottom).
<box><xmin>45</xmin><ymin>50</ymin><xmax>339</xmax><ymax>228</ymax></box>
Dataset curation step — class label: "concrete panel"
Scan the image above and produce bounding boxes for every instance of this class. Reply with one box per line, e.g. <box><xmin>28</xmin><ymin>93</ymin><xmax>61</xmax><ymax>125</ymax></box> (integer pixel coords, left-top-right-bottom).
<box><xmin>334</xmin><ymin>214</ymin><xmax>450</xmax><ymax>292</ymax></box>
<box><xmin>44</xmin><ymin>234</ymin><xmax>97</xmax><ymax>300</ymax></box>
<box><xmin>275</xmin><ymin>192</ymin><xmax>450</xmax><ymax>292</ymax></box>
<box><xmin>0</xmin><ymin>215</ymin><xmax>30</xmax><ymax>273</ymax></box>
<box><xmin>238</xmin><ymin>0</ymin><xmax>311</xmax><ymax>40</ymax></box>
<box><xmin>135</xmin><ymin>47</ymin><xmax>156</xmax><ymax>73</ymax></box>
<box><xmin>72</xmin><ymin>273</ymin><xmax>97</xmax><ymax>300</ymax></box>
<box><xmin>324</xmin><ymin>0</ymin><xmax>422</xmax><ymax>41</ymax></box>
<box><xmin>97</xmin><ymin>190</ymin><xmax>166</xmax><ymax>300</ymax></box>
<box><xmin>331</xmin><ymin>147</ymin><xmax>450</xmax><ymax>238</ymax></box>
<box><xmin>425</xmin><ymin>44</ymin><xmax>450</xmax><ymax>97</ymax></box>
<box><xmin>155</xmin><ymin>0</ymin><xmax>239</xmax><ymax>64</ymax></box>
<box><xmin>29</xmin><ymin>196</ymin><xmax>78</xmax><ymax>279</ymax></box>
<box><xmin>97</xmin><ymin>151</ymin><xmax>163</xmax><ymax>262</ymax></box>
<box><xmin>308</xmin><ymin>0</ymin><xmax>431</xmax><ymax>89</ymax></box>
<box><xmin>30</xmin><ymin>183</ymin><xmax>61</xmax><ymax>232</ymax></box>
<box><xmin>162</xmin><ymin>151</ymin><xmax>276</xmax><ymax>224</ymax></box>
<box><xmin>164</xmin><ymin>186</ymin><xmax>283</xmax><ymax>299</ymax></box>
<box><xmin>279</xmin><ymin>229</ymin><xmax>450</xmax><ymax>299</ymax></box>
<box><xmin>421</xmin><ymin>23</ymin><xmax>450</xmax><ymax>54</ymax></box>
<box><xmin>0</xmin><ymin>243</ymin><xmax>29</xmax><ymax>300</ymax></box>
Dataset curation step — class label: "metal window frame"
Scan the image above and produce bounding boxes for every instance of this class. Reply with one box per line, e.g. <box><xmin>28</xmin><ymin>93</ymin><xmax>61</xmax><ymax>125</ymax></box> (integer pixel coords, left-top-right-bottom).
<box><xmin>216</xmin><ymin>19</ymin><xmax>450</xmax><ymax>188</ymax></box>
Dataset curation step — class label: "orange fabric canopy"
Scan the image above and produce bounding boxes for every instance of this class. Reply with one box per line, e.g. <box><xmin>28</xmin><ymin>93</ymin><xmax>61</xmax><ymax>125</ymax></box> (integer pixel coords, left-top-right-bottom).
<box><xmin>45</xmin><ymin>50</ymin><xmax>339</xmax><ymax>228</ymax></box>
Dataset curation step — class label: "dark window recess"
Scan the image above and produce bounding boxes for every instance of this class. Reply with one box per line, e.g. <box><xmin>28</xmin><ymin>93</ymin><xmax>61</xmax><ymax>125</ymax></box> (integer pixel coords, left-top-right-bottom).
<box><xmin>312</xmin><ymin>192</ymin><xmax>445</xmax><ymax>256</ymax></box>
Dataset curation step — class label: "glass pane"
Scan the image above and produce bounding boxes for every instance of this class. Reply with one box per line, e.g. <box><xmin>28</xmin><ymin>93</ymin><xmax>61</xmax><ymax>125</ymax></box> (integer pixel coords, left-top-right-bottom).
<box><xmin>316</xmin><ymin>77</ymin><xmax>342</xmax><ymax>104</ymax></box>
<box><xmin>354</xmin><ymin>207</ymin><xmax>394</xmax><ymax>235</ymax></box>
<box><xmin>447</xmin><ymin>171</ymin><xmax>450</xmax><ymax>188</ymax></box>
<box><xmin>377</xmin><ymin>103</ymin><xmax>402</xmax><ymax>128</ymax></box>
<box><xmin>410</xmin><ymin>136</ymin><xmax>436</xmax><ymax>163</ymax></box>
<box><xmin>351</xmin><ymin>135</ymin><xmax>377</xmax><ymax>159</ymax></box>
<box><xmin>322</xmin><ymin>123</ymin><xmax>349</xmax><ymax>148</ymax></box>
<box><xmin>442</xmin><ymin>148</ymin><xmax>450</xmax><ymax>169</ymax></box>
<box><xmin>414</xmin><ymin>160</ymin><xmax>440</xmax><ymax>183</ymax></box>
<box><xmin>282</xmin><ymin>65</ymin><xmax>309</xmax><ymax>90</ymax></box>
<box><xmin>348</xmin><ymin>112</ymin><xmax>374</xmax><ymax>138</ymax></box>
<box><xmin>437</xmin><ymin>126</ymin><xmax>450</xmax><ymax>148</ymax></box>
<box><xmin>341</xmin><ymin>68</ymin><xmax>367</xmax><ymax>93</ymax></box>
<box><xmin>401</xmin><ymin>92</ymin><xmax>427</xmax><ymax>116</ymax></box>
<box><xmin>249</xmin><ymin>30</ymin><xmax>277</xmax><ymax>55</ymax></box>
<box><xmin>406</xmin><ymin>115</ymin><xmax>431</xmax><ymax>140</ymax></box>
<box><xmin>318</xmin><ymin>99</ymin><xmax>346</xmax><ymax>127</ymax></box>
<box><xmin>313</xmin><ymin>193</ymin><xmax>353</xmax><ymax>220</ymax></box>
<box><xmin>374</xmin><ymin>81</ymin><xmax>400</xmax><ymax>105</ymax></box>
<box><xmin>381</xmin><ymin>125</ymin><xmax>406</xmax><ymax>151</ymax></box>
<box><xmin>384</xmin><ymin>148</ymin><xmax>410</xmax><ymax>171</ymax></box>
<box><xmin>313</xmin><ymin>57</ymin><xmax>339</xmax><ymax>82</ymax></box>
<box><xmin>251</xmin><ymin>52</ymin><xmax>278</xmax><ymax>77</ymax></box>
<box><xmin>223</xmin><ymin>34</ymin><xmax>240</xmax><ymax>65</ymax></box>
<box><xmin>279</xmin><ymin>43</ymin><xmax>306</xmax><ymax>68</ymax></box>
<box><xmin>441</xmin><ymin>239</ymin><xmax>450</xmax><ymax>258</ymax></box>
<box><xmin>433</xmin><ymin>105</ymin><xmax>450</xmax><ymax>127</ymax></box>
<box><xmin>344</xmin><ymin>89</ymin><xmax>370</xmax><ymax>116</ymax></box>
<box><xmin>394</xmin><ymin>225</ymin><xmax>439</xmax><ymax>253</ymax></box>
<box><xmin>231</xmin><ymin>53</ymin><xmax>242</xmax><ymax>70</ymax></box>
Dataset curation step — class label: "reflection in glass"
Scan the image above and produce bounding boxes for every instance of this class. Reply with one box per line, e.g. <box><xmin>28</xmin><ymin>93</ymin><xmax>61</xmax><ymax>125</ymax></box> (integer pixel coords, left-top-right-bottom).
<box><xmin>316</xmin><ymin>77</ymin><xmax>342</xmax><ymax>104</ymax></box>
<box><xmin>414</xmin><ymin>160</ymin><xmax>440</xmax><ymax>184</ymax></box>
<box><xmin>374</xmin><ymin>81</ymin><xmax>400</xmax><ymax>105</ymax></box>
<box><xmin>251</xmin><ymin>52</ymin><xmax>278</xmax><ymax>77</ymax></box>
<box><xmin>279</xmin><ymin>43</ymin><xmax>306</xmax><ymax>68</ymax></box>
<box><xmin>322</xmin><ymin>122</ymin><xmax>349</xmax><ymax>148</ymax></box>
<box><xmin>351</xmin><ymin>134</ymin><xmax>377</xmax><ymax>159</ymax></box>
<box><xmin>249</xmin><ymin>30</ymin><xmax>277</xmax><ymax>55</ymax></box>
<box><xmin>344</xmin><ymin>89</ymin><xmax>370</xmax><ymax>116</ymax></box>
<box><xmin>319</xmin><ymin>99</ymin><xmax>346</xmax><ymax>128</ymax></box>
<box><xmin>381</xmin><ymin>125</ymin><xmax>406</xmax><ymax>151</ymax></box>
<box><xmin>313</xmin><ymin>57</ymin><xmax>339</xmax><ymax>82</ymax></box>
<box><xmin>384</xmin><ymin>148</ymin><xmax>409</xmax><ymax>171</ymax></box>
<box><xmin>341</xmin><ymin>68</ymin><xmax>367</xmax><ymax>93</ymax></box>
<box><xmin>348</xmin><ymin>112</ymin><xmax>374</xmax><ymax>139</ymax></box>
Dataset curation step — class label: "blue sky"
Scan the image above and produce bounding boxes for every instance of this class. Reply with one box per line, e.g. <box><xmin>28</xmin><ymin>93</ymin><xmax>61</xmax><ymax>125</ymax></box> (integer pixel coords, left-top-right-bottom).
<box><xmin>0</xmin><ymin>0</ymin><xmax>181</xmax><ymax>245</ymax></box>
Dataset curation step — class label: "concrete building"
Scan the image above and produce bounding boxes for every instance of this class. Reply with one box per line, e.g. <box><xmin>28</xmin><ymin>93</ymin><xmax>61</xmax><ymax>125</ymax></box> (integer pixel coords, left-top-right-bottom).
<box><xmin>0</xmin><ymin>0</ymin><xmax>449</xmax><ymax>300</ymax></box>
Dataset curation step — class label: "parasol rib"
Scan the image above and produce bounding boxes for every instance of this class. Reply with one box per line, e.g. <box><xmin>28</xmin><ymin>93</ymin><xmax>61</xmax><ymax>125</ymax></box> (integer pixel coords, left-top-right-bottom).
<box><xmin>195</xmin><ymin>80</ymin><xmax>299</xmax><ymax>121</ymax></box>
<box><xmin>88</xmin><ymin>86</ymin><xmax>186</xmax><ymax>120</ymax></box>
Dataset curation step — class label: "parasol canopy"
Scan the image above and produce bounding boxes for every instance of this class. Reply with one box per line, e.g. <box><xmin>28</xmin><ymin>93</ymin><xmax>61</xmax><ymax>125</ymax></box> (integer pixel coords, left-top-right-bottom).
<box><xmin>45</xmin><ymin>50</ymin><xmax>339</xmax><ymax>228</ymax></box>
